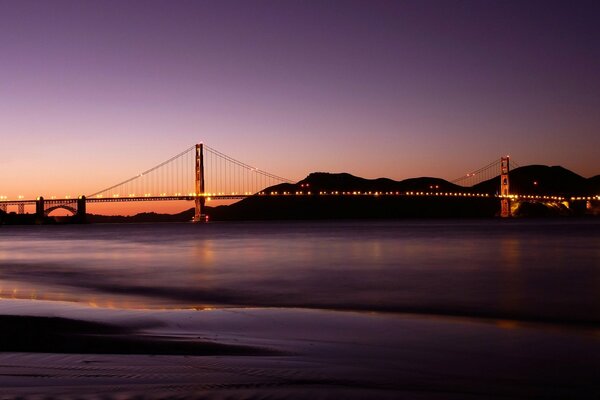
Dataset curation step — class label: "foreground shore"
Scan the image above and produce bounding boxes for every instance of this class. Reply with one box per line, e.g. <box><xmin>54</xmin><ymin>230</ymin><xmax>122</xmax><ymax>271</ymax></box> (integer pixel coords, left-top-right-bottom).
<box><xmin>1</xmin><ymin>299</ymin><xmax>600</xmax><ymax>399</ymax></box>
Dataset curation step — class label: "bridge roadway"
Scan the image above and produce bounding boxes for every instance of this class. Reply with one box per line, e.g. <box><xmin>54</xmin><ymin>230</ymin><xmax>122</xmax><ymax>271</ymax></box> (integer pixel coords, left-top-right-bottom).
<box><xmin>2</xmin><ymin>191</ymin><xmax>592</xmax><ymax>203</ymax></box>
<box><xmin>2</xmin><ymin>190</ymin><xmax>590</xmax><ymax>210</ymax></box>
<box><xmin>1</xmin><ymin>191</ymin><xmax>492</xmax><ymax>207</ymax></box>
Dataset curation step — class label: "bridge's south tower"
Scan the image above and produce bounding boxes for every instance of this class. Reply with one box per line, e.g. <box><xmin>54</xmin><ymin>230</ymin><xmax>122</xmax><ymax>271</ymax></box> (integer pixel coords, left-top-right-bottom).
<box><xmin>500</xmin><ymin>156</ymin><xmax>510</xmax><ymax>217</ymax></box>
<box><xmin>193</xmin><ymin>143</ymin><xmax>206</xmax><ymax>222</ymax></box>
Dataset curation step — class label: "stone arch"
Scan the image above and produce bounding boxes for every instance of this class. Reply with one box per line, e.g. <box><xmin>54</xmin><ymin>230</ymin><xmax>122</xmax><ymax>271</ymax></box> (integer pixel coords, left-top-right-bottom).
<box><xmin>45</xmin><ymin>205</ymin><xmax>77</xmax><ymax>216</ymax></box>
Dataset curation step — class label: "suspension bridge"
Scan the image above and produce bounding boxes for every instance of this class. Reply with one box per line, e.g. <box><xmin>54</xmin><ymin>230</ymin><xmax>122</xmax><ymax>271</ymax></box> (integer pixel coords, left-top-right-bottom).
<box><xmin>0</xmin><ymin>144</ymin><xmax>294</xmax><ymax>222</ymax></box>
<box><xmin>0</xmin><ymin>144</ymin><xmax>594</xmax><ymax>222</ymax></box>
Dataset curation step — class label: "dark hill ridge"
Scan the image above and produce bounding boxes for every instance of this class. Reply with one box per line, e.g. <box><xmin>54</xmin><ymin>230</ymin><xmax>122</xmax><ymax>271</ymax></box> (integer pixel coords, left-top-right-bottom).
<box><xmin>473</xmin><ymin>165</ymin><xmax>596</xmax><ymax>196</ymax></box>
<box><xmin>268</xmin><ymin>167</ymin><xmax>598</xmax><ymax>196</ymax></box>
<box><xmin>268</xmin><ymin>172</ymin><xmax>463</xmax><ymax>194</ymax></box>
<box><xmin>589</xmin><ymin>175</ymin><xmax>600</xmax><ymax>193</ymax></box>
<box><xmin>209</xmin><ymin>166</ymin><xmax>597</xmax><ymax>220</ymax></box>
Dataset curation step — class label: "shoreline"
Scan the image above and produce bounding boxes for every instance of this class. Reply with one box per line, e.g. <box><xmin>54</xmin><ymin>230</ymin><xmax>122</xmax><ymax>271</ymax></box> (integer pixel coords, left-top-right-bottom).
<box><xmin>1</xmin><ymin>211</ymin><xmax>598</xmax><ymax>226</ymax></box>
<box><xmin>1</xmin><ymin>299</ymin><xmax>600</xmax><ymax>398</ymax></box>
<box><xmin>2</xmin><ymin>293</ymin><xmax>600</xmax><ymax>332</ymax></box>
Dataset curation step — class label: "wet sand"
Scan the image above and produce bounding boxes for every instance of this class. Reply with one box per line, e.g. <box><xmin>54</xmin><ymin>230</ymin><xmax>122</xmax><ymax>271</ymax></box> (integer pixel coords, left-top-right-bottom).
<box><xmin>1</xmin><ymin>299</ymin><xmax>600</xmax><ymax>399</ymax></box>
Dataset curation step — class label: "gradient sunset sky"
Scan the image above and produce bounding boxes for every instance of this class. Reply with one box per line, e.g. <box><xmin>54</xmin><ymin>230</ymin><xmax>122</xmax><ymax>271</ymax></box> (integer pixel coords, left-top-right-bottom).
<box><xmin>1</xmin><ymin>0</ymin><xmax>599</xmax><ymax>209</ymax></box>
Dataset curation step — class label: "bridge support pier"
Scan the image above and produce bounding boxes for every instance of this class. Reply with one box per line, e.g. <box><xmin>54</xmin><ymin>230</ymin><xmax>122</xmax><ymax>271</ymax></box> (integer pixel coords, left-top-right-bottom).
<box><xmin>36</xmin><ymin>197</ymin><xmax>45</xmax><ymax>220</ymax></box>
<box><xmin>76</xmin><ymin>196</ymin><xmax>87</xmax><ymax>223</ymax></box>
<box><xmin>0</xmin><ymin>204</ymin><xmax>6</xmax><ymax>213</ymax></box>
<box><xmin>501</xmin><ymin>198</ymin><xmax>510</xmax><ymax>218</ymax></box>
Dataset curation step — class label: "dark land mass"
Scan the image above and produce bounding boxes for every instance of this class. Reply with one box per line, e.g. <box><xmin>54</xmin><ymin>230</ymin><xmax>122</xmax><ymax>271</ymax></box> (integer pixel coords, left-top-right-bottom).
<box><xmin>589</xmin><ymin>174</ymin><xmax>600</xmax><ymax>192</ymax></box>
<box><xmin>2</xmin><ymin>165</ymin><xmax>598</xmax><ymax>224</ymax></box>
<box><xmin>206</xmin><ymin>166</ymin><xmax>598</xmax><ymax>220</ymax></box>
<box><xmin>206</xmin><ymin>195</ymin><xmax>498</xmax><ymax>220</ymax></box>
<box><xmin>473</xmin><ymin>165</ymin><xmax>600</xmax><ymax>195</ymax></box>
<box><xmin>278</xmin><ymin>172</ymin><xmax>464</xmax><ymax>193</ymax></box>
<box><xmin>87</xmin><ymin>210</ymin><xmax>195</xmax><ymax>224</ymax></box>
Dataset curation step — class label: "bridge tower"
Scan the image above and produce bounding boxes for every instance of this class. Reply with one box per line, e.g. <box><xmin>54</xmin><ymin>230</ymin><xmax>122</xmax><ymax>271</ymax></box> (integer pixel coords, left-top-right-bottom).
<box><xmin>193</xmin><ymin>143</ymin><xmax>206</xmax><ymax>222</ymax></box>
<box><xmin>36</xmin><ymin>197</ymin><xmax>45</xmax><ymax>219</ymax></box>
<box><xmin>500</xmin><ymin>156</ymin><xmax>510</xmax><ymax>217</ymax></box>
<box><xmin>76</xmin><ymin>195</ymin><xmax>87</xmax><ymax>223</ymax></box>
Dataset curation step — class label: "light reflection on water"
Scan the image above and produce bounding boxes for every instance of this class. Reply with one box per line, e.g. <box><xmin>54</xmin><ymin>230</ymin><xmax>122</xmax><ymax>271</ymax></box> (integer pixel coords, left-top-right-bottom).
<box><xmin>0</xmin><ymin>220</ymin><xmax>599</xmax><ymax>324</ymax></box>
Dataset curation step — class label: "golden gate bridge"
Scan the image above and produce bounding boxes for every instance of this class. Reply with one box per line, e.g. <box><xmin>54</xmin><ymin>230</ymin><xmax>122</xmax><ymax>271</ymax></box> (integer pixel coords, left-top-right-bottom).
<box><xmin>0</xmin><ymin>143</ymin><xmax>594</xmax><ymax>221</ymax></box>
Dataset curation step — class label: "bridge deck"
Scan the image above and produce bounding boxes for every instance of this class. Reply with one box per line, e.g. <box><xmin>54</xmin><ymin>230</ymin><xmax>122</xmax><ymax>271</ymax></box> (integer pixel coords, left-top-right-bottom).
<box><xmin>3</xmin><ymin>192</ymin><xmax>583</xmax><ymax>207</ymax></box>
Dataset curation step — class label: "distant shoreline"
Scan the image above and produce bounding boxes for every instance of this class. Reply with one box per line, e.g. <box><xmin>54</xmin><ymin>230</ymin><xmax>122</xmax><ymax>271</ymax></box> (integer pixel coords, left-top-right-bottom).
<box><xmin>1</xmin><ymin>194</ymin><xmax>598</xmax><ymax>225</ymax></box>
<box><xmin>2</xmin><ymin>167</ymin><xmax>598</xmax><ymax>224</ymax></box>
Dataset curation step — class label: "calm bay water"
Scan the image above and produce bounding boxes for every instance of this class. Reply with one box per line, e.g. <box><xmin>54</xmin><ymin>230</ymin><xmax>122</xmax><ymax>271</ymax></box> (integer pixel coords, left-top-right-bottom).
<box><xmin>1</xmin><ymin>219</ymin><xmax>599</xmax><ymax>324</ymax></box>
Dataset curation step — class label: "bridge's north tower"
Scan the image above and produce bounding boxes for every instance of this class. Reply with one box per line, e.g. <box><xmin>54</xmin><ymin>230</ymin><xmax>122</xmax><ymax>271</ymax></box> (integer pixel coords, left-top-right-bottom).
<box><xmin>500</xmin><ymin>156</ymin><xmax>510</xmax><ymax>217</ymax></box>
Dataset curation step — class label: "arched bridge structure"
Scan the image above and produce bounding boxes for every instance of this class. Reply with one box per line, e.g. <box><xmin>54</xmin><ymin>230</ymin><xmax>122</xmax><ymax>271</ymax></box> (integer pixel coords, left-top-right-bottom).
<box><xmin>36</xmin><ymin>197</ymin><xmax>87</xmax><ymax>220</ymax></box>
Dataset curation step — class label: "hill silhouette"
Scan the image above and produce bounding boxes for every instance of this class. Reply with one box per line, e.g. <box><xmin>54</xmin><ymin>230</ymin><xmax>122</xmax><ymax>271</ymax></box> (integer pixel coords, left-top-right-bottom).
<box><xmin>272</xmin><ymin>168</ymin><xmax>599</xmax><ymax>197</ymax></box>
<box><xmin>268</xmin><ymin>172</ymin><xmax>463</xmax><ymax>194</ymax></box>
<box><xmin>284</xmin><ymin>172</ymin><xmax>461</xmax><ymax>192</ymax></box>
<box><xmin>472</xmin><ymin>165</ymin><xmax>595</xmax><ymax>195</ymax></box>
<box><xmin>210</xmin><ymin>167</ymin><xmax>597</xmax><ymax>220</ymax></box>
<box><xmin>589</xmin><ymin>175</ymin><xmax>600</xmax><ymax>193</ymax></box>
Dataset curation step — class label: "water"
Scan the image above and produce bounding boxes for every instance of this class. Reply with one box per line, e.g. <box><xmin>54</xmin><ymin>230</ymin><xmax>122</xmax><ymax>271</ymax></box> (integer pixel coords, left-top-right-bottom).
<box><xmin>1</xmin><ymin>219</ymin><xmax>599</xmax><ymax>325</ymax></box>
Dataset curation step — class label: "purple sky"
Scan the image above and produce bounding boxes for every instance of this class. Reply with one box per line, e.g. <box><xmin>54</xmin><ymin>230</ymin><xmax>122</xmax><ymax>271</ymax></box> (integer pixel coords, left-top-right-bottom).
<box><xmin>1</xmin><ymin>0</ymin><xmax>599</xmax><ymax>202</ymax></box>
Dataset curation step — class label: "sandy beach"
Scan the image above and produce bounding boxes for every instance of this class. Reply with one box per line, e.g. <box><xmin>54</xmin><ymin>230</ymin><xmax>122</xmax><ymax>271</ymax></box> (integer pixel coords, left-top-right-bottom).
<box><xmin>1</xmin><ymin>221</ymin><xmax>600</xmax><ymax>399</ymax></box>
<box><xmin>1</xmin><ymin>298</ymin><xmax>600</xmax><ymax>399</ymax></box>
